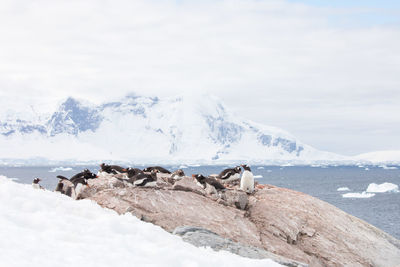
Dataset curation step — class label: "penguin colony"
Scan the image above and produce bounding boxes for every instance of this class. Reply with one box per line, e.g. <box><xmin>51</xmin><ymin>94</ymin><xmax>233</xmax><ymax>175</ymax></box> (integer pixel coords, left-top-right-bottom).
<box><xmin>32</xmin><ymin>163</ymin><xmax>256</xmax><ymax>197</ymax></box>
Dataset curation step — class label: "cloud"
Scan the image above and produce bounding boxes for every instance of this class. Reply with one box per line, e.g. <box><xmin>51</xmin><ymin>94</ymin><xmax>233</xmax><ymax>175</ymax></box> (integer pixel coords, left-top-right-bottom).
<box><xmin>0</xmin><ymin>0</ymin><xmax>399</xmax><ymax>154</ymax></box>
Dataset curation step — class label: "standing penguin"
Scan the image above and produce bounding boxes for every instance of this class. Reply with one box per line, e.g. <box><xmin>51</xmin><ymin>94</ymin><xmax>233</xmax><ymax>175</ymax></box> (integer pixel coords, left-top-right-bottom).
<box><xmin>32</xmin><ymin>178</ymin><xmax>44</xmax><ymax>190</ymax></box>
<box><xmin>240</xmin><ymin>164</ymin><xmax>254</xmax><ymax>193</ymax></box>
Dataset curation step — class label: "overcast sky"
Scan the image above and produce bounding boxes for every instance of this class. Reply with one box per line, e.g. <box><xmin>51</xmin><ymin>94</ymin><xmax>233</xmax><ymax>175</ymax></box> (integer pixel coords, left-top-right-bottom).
<box><xmin>0</xmin><ymin>0</ymin><xmax>399</xmax><ymax>156</ymax></box>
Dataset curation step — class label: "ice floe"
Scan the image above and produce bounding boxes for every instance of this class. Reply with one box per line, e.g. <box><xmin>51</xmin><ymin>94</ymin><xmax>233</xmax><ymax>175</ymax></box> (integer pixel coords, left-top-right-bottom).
<box><xmin>342</xmin><ymin>192</ymin><xmax>375</xmax><ymax>198</ymax></box>
<box><xmin>366</xmin><ymin>183</ymin><xmax>399</xmax><ymax>193</ymax></box>
<box><xmin>337</xmin><ymin>187</ymin><xmax>350</xmax><ymax>192</ymax></box>
<box><xmin>49</xmin><ymin>166</ymin><xmax>73</xmax><ymax>172</ymax></box>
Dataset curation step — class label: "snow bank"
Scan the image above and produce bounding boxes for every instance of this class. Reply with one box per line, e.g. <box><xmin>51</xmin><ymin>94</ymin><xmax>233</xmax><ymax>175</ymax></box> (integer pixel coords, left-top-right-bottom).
<box><xmin>366</xmin><ymin>183</ymin><xmax>399</xmax><ymax>193</ymax></box>
<box><xmin>337</xmin><ymin>187</ymin><xmax>350</xmax><ymax>192</ymax></box>
<box><xmin>342</xmin><ymin>192</ymin><xmax>375</xmax><ymax>198</ymax></box>
<box><xmin>0</xmin><ymin>176</ymin><xmax>281</xmax><ymax>267</ymax></box>
<box><xmin>49</xmin><ymin>167</ymin><xmax>73</xmax><ymax>172</ymax></box>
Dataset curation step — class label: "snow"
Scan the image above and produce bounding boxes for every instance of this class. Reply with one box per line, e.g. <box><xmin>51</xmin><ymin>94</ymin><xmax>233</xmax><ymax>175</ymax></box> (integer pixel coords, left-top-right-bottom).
<box><xmin>355</xmin><ymin>150</ymin><xmax>400</xmax><ymax>164</ymax></box>
<box><xmin>257</xmin><ymin>167</ymin><xmax>265</xmax><ymax>169</ymax></box>
<box><xmin>0</xmin><ymin>94</ymin><xmax>349</xmax><ymax>165</ymax></box>
<box><xmin>337</xmin><ymin>187</ymin><xmax>350</xmax><ymax>191</ymax></box>
<box><xmin>49</xmin><ymin>167</ymin><xmax>73</xmax><ymax>172</ymax></box>
<box><xmin>342</xmin><ymin>192</ymin><xmax>375</xmax><ymax>199</ymax></box>
<box><xmin>253</xmin><ymin>175</ymin><xmax>263</xmax><ymax>179</ymax></box>
<box><xmin>366</xmin><ymin>183</ymin><xmax>399</xmax><ymax>193</ymax></box>
<box><xmin>0</xmin><ymin>176</ymin><xmax>282</xmax><ymax>267</ymax></box>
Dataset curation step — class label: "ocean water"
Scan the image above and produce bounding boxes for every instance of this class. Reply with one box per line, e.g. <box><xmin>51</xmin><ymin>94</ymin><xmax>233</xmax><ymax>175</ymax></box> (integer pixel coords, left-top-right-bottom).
<box><xmin>1</xmin><ymin>164</ymin><xmax>399</xmax><ymax>239</ymax></box>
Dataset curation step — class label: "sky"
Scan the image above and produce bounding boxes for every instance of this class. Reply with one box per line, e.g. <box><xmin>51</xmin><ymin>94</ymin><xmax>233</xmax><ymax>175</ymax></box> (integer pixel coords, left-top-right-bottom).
<box><xmin>0</xmin><ymin>0</ymin><xmax>399</xmax><ymax>156</ymax></box>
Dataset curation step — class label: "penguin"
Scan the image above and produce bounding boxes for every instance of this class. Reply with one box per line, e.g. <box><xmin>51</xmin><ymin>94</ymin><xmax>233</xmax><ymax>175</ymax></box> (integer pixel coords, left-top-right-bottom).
<box><xmin>192</xmin><ymin>174</ymin><xmax>225</xmax><ymax>190</ymax></box>
<box><xmin>32</xmin><ymin>178</ymin><xmax>44</xmax><ymax>190</ymax></box>
<box><xmin>100</xmin><ymin>163</ymin><xmax>126</xmax><ymax>174</ymax></box>
<box><xmin>55</xmin><ymin>169</ymin><xmax>97</xmax><ymax>198</ymax></box>
<box><xmin>121</xmin><ymin>169</ymin><xmax>158</xmax><ymax>187</ymax></box>
<box><xmin>59</xmin><ymin>169</ymin><xmax>97</xmax><ymax>187</ymax></box>
<box><xmin>125</xmin><ymin>167</ymin><xmax>144</xmax><ymax>178</ymax></box>
<box><xmin>218</xmin><ymin>166</ymin><xmax>242</xmax><ymax>183</ymax></box>
<box><xmin>171</xmin><ymin>169</ymin><xmax>185</xmax><ymax>180</ymax></box>
<box><xmin>143</xmin><ymin>166</ymin><xmax>171</xmax><ymax>174</ymax></box>
<box><xmin>240</xmin><ymin>164</ymin><xmax>254</xmax><ymax>193</ymax></box>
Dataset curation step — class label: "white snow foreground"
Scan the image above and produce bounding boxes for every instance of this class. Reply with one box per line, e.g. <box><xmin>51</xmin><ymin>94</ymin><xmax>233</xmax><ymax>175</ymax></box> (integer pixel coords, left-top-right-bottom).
<box><xmin>0</xmin><ymin>176</ymin><xmax>282</xmax><ymax>267</ymax></box>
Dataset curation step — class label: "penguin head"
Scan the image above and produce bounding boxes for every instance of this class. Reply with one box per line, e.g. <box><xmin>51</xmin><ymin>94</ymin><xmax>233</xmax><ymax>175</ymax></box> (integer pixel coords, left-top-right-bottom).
<box><xmin>33</xmin><ymin>178</ymin><xmax>41</xmax><ymax>184</ymax></box>
<box><xmin>176</xmin><ymin>169</ymin><xmax>185</xmax><ymax>176</ymax></box>
<box><xmin>240</xmin><ymin>164</ymin><xmax>251</xmax><ymax>171</ymax></box>
<box><xmin>83</xmin><ymin>170</ymin><xmax>97</xmax><ymax>179</ymax></box>
<box><xmin>192</xmin><ymin>174</ymin><xmax>206</xmax><ymax>182</ymax></box>
<box><xmin>235</xmin><ymin>166</ymin><xmax>242</xmax><ymax>173</ymax></box>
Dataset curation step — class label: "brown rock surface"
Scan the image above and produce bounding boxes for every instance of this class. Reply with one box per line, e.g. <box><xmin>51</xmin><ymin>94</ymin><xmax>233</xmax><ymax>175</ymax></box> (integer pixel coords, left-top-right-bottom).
<box><xmin>80</xmin><ymin>175</ymin><xmax>400</xmax><ymax>267</ymax></box>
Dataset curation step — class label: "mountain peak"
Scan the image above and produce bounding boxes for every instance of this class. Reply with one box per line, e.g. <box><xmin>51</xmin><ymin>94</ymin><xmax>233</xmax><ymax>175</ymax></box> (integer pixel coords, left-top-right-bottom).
<box><xmin>0</xmin><ymin>93</ymin><xmax>346</xmax><ymax>163</ymax></box>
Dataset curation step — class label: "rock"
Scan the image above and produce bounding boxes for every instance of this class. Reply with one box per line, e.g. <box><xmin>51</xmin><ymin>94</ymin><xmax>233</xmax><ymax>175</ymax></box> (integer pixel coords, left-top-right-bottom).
<box><xmin>247</xmin><ymin>187</ymin><xmax>400</xmax><ymax>267</ymax></box>
<box><xmin>173</xmin><ymin>226</ymin><xmax>308</xmax><ymax>267</ymax></box>
<box><xmin>204</xmin><ymin>183</ymin><xmax>218</xmax><ymax>195</ymax></box>
<box><xmin>222</xmin><ymin>190</ymin><xmax>248</xmax><ymax>210</ymax></box>
<box><xmin>74</xmin><ymin>175</ymin><xmax>400</xmax><ymax>267</ymax></box>
<box><xmin>172</xmin><ymin>177</ymin><xmax>206</xmax><ymax>196</ymax></box>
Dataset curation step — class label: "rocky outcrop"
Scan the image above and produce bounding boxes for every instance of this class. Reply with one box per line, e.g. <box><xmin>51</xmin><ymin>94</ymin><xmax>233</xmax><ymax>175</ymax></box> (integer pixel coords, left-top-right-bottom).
<box><xmin>79</xmin><ymin>174</ymin><xmax>400</xmax><ymax>267</ymax></box>
<box><xmin>173</xmin><ymin>226</ymin><xmax>308</xmax><ymax>267</ymax></box>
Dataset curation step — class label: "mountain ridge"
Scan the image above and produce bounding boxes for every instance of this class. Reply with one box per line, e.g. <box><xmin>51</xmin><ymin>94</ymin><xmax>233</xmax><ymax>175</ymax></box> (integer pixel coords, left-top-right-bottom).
<box><xmin>0</xmin><ymin>94</ymin><xmax>349</xmax><ymax>164</ymax></box>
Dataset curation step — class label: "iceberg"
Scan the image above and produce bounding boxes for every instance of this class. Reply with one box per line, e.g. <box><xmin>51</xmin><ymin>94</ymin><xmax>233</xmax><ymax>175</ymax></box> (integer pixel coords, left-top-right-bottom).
<box><xmin>366</xmin><ymin>183</ymin><xmax>399</xmax><ymax>193</ymax></box>
<box><xmin>342</xmin><ymin>192</ymin><xmax>375</xmax><ymax>198</ymax></box>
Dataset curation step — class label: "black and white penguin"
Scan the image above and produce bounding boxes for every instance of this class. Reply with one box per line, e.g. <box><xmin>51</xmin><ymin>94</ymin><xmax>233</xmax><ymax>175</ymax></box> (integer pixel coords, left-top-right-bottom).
<box><xmin>218</xmin><ymin>166</ymin><xmax>242</xmax><ymax>183</ymax></box>
<box><xmin>100</xmin><ymin>163</ymin><xmax>126</xmax><ymax>174</ymax></box>
<box><xmin>55</xmin><ymin>169</ymin><xmax>97</xmax><ymax>198</ymax></box>
<box><xmin>32</xmin><ymin>178</ymin><xmax>44</xmax><ymax>190</ymax></box>
<box><xmin>143</xmin><ymin>166</ymin><xmax>171</xmax><ymax>174</ymax></box>
<box><xmin>240</xmin><ymin>164</ymin><xmax>254</xmax><ymax>193</ymax></box>
<box><xmin>122</xmin><ymin>169</ymin><xmax>158</xmax><ymax>187</ymax></box>
<box><xmin>192</xmin><ymin>174</ymin><xmax>225</xmax><ymax>190</ymax></box>
<box><xmin>171</xmin><ymin>169</ymin><xmax>185</xmax><ymax>180</ymax></box>
<box><xmin>125</xmin><ymin>167</ymin><xmax>144</xmax><ymax>178</ymax></box>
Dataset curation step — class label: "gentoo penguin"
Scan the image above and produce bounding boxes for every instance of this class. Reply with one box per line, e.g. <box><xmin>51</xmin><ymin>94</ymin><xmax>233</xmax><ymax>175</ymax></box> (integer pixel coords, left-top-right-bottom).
<box><xmin>240</xmin><ymin>164</ymin><xmax>254</xmax><ymax>193</ymax></box>
<box><xmin>121</xmin><ymin>169</ymin><xmax>158</xmax><ymax>187</ymax></box>
<box><xmin>171</xmin><ymin>169</ymin><xmax>185</xmax><ymax>180</ymax></box>
<box><xmin>125</xmin><ymin>167</ymin><xmax>143</xmax><ymax>178</ymax></box>
<box><xmin>218</xmin><ymin>166</ymin><xmax>242</xmax><ymax>183</ymax></box>
<box><xmin>192</xmin><ymin>174</ymin><xmax>225</xmax><ymax>190</ymax></box>
<box><xmin>32</xmin><ymin>178</ymin><xmax>44</xmax><ymax>190</ymax></box>
<box><xmin>56</xmin><ymin>169</ymin><xmax>97</xmax><ymax>198</ymax></box>
<box><xmin>143</xmin><ymin>166</ymin><xmax>171</xmax><ymax>174</ymax></box>
<box><xmin>100</xmin><ymin>163</ymin><xmax>125</xmax><ymax>174</ymax></box>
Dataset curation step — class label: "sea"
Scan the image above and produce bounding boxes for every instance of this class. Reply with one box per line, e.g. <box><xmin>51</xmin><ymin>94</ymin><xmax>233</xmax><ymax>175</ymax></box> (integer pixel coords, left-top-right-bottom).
<box><xmin>1</xmin><ymin>164</ymin><xmax>399</xmax><ymax>239</ymax></box>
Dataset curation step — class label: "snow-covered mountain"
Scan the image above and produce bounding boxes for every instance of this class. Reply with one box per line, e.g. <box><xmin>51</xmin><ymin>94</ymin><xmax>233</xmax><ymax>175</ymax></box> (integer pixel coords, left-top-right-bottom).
<box><xmin>355</xmin><ymin>150</ymin><xmax>400</xmax><ymax>164</ymax></box>
<box><xmin>0</xmin><ymin>94</ymin><xmax>347</xmax><ymax>165</ymax></box>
